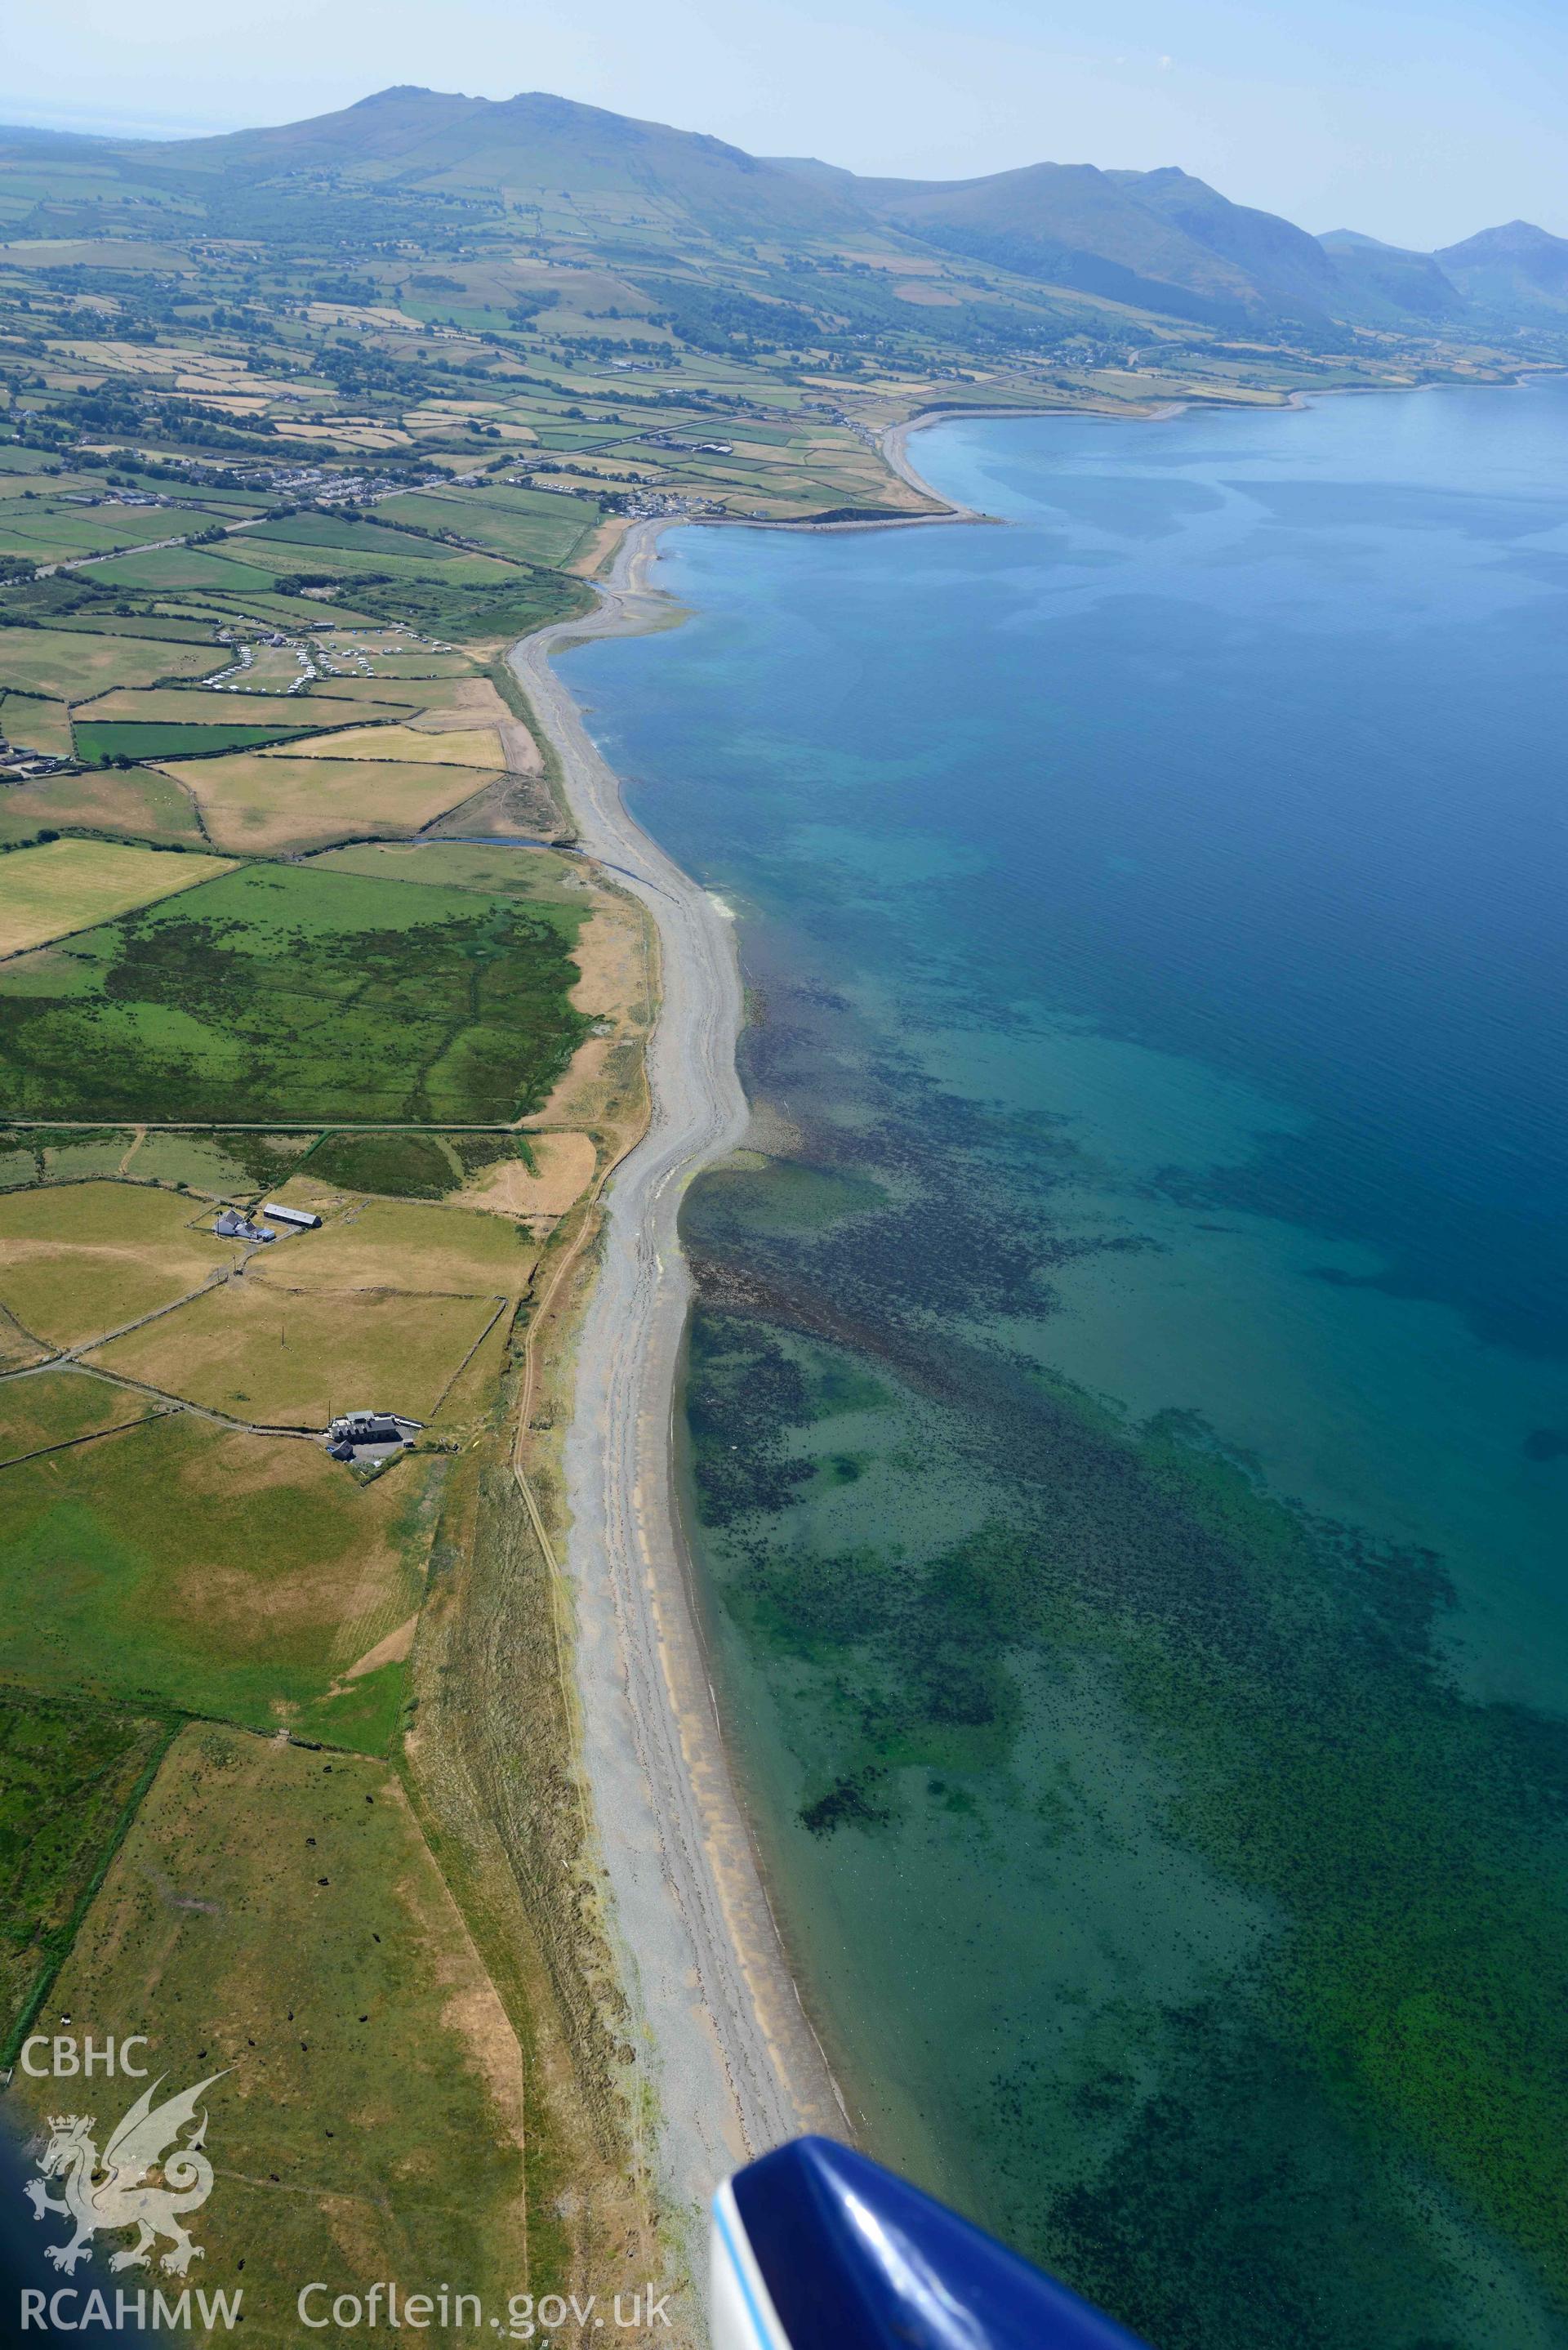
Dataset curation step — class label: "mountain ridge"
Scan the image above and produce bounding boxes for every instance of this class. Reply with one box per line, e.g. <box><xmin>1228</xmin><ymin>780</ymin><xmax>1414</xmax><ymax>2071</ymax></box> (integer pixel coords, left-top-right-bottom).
<box><xmin>1</xmin><ymin>83</ymin><xmax>1562</xmax><ymax>337</ymax></box>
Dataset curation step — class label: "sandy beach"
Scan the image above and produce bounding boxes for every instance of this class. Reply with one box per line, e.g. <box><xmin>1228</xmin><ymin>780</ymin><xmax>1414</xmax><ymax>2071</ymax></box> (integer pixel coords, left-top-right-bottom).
<box><xmin>509</xmin><ymin>527</ymin><xmax>846</xmax><ymax>2264</ymax></box>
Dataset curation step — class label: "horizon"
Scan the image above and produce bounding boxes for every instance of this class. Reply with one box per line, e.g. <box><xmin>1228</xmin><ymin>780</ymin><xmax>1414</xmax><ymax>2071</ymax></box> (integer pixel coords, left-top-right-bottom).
<box><xmin>4</xmin><ymin>0</ymin><xmax>1566</xmax><ymax>251</ymax></box>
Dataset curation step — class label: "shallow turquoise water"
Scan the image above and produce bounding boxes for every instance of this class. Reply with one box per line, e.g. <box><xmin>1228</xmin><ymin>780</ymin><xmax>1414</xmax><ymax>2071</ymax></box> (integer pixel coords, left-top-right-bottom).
<box><xmin>565</xmin><ymin>383</ymin><xmax>1568</xmax><ymax>2348</ymax></box>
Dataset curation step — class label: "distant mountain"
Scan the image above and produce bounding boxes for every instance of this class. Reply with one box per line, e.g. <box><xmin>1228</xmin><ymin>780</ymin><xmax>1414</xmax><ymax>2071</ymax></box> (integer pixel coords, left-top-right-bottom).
<box><xmin>1433</xmin><ymin>221</ymin><xmax>1568</xmax><ymax>319</ymax></box>
<box><xmin>834</xmin><ymin>161</ymin><xmax>1280</xmax><ymax>324</ymax></box>
<box><xmin>1317</xmin><ymin>232</ymin><xmax>1468</xmax><ymax>324</ymax></box>
<box><xmin>127</xmin><ymin>86</ymin><xmax>868</xmax><ymax>244</ymax></box>
<box><xmin>769</xmin><ymin>150</ymin><xmax>1506</xmax><ymax>331</ymax></box>
<box><xmin>0</xmin><ymin>85</ymin><xmax>1560</xmax><ymax>343</ymax></box>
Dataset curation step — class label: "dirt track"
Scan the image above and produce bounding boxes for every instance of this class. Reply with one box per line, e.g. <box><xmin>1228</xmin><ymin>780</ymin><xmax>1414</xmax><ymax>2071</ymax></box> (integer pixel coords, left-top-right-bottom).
<box><xmin>509</xmin><ymin>529</ymin><xmax>846</xmax><ymax>2255</ymax></box>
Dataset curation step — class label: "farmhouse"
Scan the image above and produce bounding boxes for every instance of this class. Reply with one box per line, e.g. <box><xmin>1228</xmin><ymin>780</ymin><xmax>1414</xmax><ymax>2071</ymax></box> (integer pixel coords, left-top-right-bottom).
<box><xmin>214</xmin><ymin>1207</ymin><xmax>275</xmax><ymax>1242</ymax></box>
<box><xmin>327</xmin><ymin>1409</ymin><xmax>423</xmax><ymax>1460</ymax></box>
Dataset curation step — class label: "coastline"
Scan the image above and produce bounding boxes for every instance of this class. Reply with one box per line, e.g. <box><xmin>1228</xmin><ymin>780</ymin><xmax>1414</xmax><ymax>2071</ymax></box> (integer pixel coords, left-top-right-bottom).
<box><xmin>508</xmin><ymin>523</ymin><xmax>847</xmax><ymax>2263</ymax></box>
<box><xmin>503</xmin><ymin>390</ymin><xmax>1270</xmax><ymax>2259</ymax></box>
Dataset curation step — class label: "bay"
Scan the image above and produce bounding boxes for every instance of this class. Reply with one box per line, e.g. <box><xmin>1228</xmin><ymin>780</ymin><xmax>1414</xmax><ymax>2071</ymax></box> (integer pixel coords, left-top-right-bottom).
<box><xmin>564</xmin><ymin>381</ymin><xmax>1568</xmax><ymax>2349</ymax></box>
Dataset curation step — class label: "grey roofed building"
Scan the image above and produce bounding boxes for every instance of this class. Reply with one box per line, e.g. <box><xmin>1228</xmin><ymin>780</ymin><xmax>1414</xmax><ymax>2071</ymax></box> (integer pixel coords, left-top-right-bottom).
<box><xmin>329</xmin><ymin>1410</ymin><xmax>422</xmax><ymax>1446</ymax></box>
<box><xmin>215</xmin><ymin>1207</ymin><xmax>276</xmax><ymax>1242</ymax></box>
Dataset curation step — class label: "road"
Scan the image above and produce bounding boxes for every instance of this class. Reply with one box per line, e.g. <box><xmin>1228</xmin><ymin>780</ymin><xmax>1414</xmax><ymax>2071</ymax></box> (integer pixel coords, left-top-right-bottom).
<box><xmin>510</xmin><ymin>527</ymin><xmax>847</xmax><ymax>2254</ymax></box>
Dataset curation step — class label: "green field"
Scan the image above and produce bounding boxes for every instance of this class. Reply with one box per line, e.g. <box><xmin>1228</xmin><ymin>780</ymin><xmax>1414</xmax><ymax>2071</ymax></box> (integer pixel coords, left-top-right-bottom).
<box><xmin>0</xmin><ymin>1368</ymin><xmax>162</xmax><ymax>1467</ymax></box>
<box><xmin>75</xmin><ymin>718</ymin><xmax>308</xmax><ymax>760</ymax></box>
<box><xmin>0</xmin><ymin>1688</ymin><xmax>170</xmax><ymax>2056</ymax></box>
<box><xmin>379</xmin><ymin>488</ymin><xmax>597</xmax><ymax>568</ymax></box>
<box><xmin>0</xmin><ymin>861</ymin><xmax>587</xmax><ymax>1121</ymax></box>
<box><xmin>88</xmin><ymin>543</ymin><xmax>281</xmax><ymax>593</ymax></box>
<box><xmin>0</xmin><ymin>1409</ymin><xmax>434</xmax><ymax>1732</ymax></box>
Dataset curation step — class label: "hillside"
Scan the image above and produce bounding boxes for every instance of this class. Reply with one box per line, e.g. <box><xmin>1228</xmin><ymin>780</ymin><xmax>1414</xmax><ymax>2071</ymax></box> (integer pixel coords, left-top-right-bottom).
<box><xmin>0</xmin><ymin>86</ymin><xmax>1560</xmax><ymax>347</ymax></box>
<box><xmin>1434</xmin><ymin>221</ymin><xmax>1568</xmax><ymax>319</ymax></box>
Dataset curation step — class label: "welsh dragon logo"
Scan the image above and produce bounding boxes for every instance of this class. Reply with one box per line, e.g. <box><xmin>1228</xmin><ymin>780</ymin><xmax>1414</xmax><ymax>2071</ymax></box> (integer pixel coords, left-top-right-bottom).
<box><xmin>24</xmin><ymin>2072</ymin><xmax>226</xmax><ymax>2278</ymax></box>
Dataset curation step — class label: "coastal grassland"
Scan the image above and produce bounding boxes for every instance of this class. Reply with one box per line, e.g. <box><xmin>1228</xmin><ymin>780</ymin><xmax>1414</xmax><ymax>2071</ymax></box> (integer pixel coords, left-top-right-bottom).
<box><xmin>0</xmin><ymin>1688</ymin><xmax>171</xmax><ymax>2059</ymax></box>
<box><xmin>0</xmin><ymin>1179</ymin><xmax>241</xmax><ymax>1348</ymax></box>
<box><xmin>87</xmin><ymin>1281</ymin><xmax>505</xmax><ymax>1426</ymax></box>
<box><xmin>247</xmin><ymin>1197</ymin><xmax>538</xmax><ymax>1295</ymax></box>
<box><xmin>684</xmin><ymin>1284</ymin><xmax>1568</xmax><ymax>2345</ymax></box>
<box><xmin>0</xmin><ymin>863</ymin><xmax>588</xmax><ymax>1123</ymax></box>
<box><xmin>310</xmin><ymin>836</ymin><xmax>590</xmax><ymax>907</ymax></box>
<box><xmin>154</xmin><ymin>747</ymin><xmax>497</xmax><ymax>851</ymax></box>
<box><xmin>406</xmin><ymin>1368</ymin><xmax>654</xmax><ymax>2321</ymax></box>
<box><xmin>0</xmin><ymin>626</ymin><xmax>218</xmax><ymax>698</ymax></box>
<box><xmin>0</xmin><ymin>1411</ymin><xmax>437</xmax><ymax>1737</ymax></box>
<box><xmin>0</xmin><ymin>838</ymin><xmax>235</xmax><ymax>957</ymax></box>
<box><xmin>0</xmin><ymin>1367</ymin><xmax>162</xmax><ymax>1465</ymax></box>
<box><xmin>6</xmin><ymin>1723</ymin><xmax>532</xmax><ymax>2343</ymax></box>
<box><xmin>127</xmin><ymin>1128</ymin><xmax>320</xmax><ymax>1194</ymax></box>
<box><xmin>0</xmin><ymin>765</ymin><xmax>208</xmax><ymax>848</ymax></box>
<box><xmin>277</xmin><ymin>721</ymin><xmax>506</xmax><ymax>766</ymax></box>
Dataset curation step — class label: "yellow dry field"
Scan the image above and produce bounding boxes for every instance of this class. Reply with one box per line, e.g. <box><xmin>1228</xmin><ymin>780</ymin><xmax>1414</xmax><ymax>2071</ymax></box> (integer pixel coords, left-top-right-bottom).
<box><xmin>0</xmin><ymin>626</ymin><xmax>216</xmax><ymax>699</ymax></box>
<box><xmin>0</xmin><ymin>1179</ymin><xmax>242</xmax><ymax>1348</ymax></box>
<box><xmin>457</xmin><ymin>1133</ymin><xmax>598</xmax><ymax>1220</ymax></box>
<box><xmin>87</xmin><ymin>1278</ymin><xmax>503</xmax><ymax>1425</ymax></box>
<box><xmin>275</xmin><ymin>722</ymin><xmax>506</xmax><ymax>768</ymax></box>
<box><xmin>251</xmin><ymin>1197</ymin><xmax>537</xmax><ymax>1295</ymax></box>
<box><xmin>0</xmin><ymin>837</ymin><xmax>234</xmax><ymax>956</ymax></box>
<box><xmin>403</xmin><ymin>676</ymin><xmax>513</xmax><ymax>730</ymax></box>
<box><xmin>6</xmin><ymin>1725</ymin><xmax>529</xmax><ymax>2334</ymax></box>
<box><xmin>155</xmin><ymin>750</ymin><xmax>492</xmax><ymax>853</ymax></box>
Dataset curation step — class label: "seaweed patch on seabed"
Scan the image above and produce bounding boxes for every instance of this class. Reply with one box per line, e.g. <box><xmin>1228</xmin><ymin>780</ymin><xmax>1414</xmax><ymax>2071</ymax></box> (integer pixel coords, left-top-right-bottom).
<box><xmin>678</xmin><ymin>1039</ymin><xmax>1568</xmax><ymax>2350</ymax></box>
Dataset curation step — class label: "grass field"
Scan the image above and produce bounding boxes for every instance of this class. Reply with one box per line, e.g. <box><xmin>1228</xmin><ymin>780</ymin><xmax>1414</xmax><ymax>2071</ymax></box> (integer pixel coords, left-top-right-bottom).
<box><xmin>0</xmin><ymin>625</ymin><xmax>217</xmax><ymax>698</ymax></box>
<box><xmin>251</xmin><ymin>1196</ymin><xmax>538</xmax><ymax>1295</ymax></box>
<box><xmin>0</xmin><ymin>863</ymin><xmax>587</xmax><ymax>1123</ymax></box>
<box><xmin>312</xmin><ymin>837</ymin><xmax>590</xmax><ymax>906</ymax></box>
<box><xmin>279</xmin><ymin>721</ymin><xmax>506</xmax><ymax>766</ymax></box>
<box><xmin>76</xmin><ymin>718</ymin><xmax>309</xmax><ymax>760</ymax></box>
<box><xmin>157</xmin><ymin>746</ymin><xmax>494</xmax><ymax>851</ymax></box>
<box><xmin>0</xmin><ymin>692</ymin><xmax>71</xmax><ymax>758</ymax></box>
<box><xmin>0</xmin><ymin>1411</ymin><xmax>435</xmax><ymax>1730</ymax></box>
<box><xmin>88</xmin><ymin>1279</ymin><xmax>503</xmax><ymax>1426</ymax></box>
<box><xmin>76</xmin><ymin>684</ymin><xmax>411</xmax><ymax>730</ymax></box>
<box><xmin>380</xmin><ymin>488</ymin><xmax>597</xmax><ymax>568</ymax></box>
<box><xmin>300</xmin><ymin>1130</ymin><xmax>470</xmax><ymax>1199</ymax></box>
<box><xmin>0</xmin><ymin>838</ymin><xmax>236</xmax><ymax>957</ymax></box>
<box><xmin>0</xmin><ymin>765</ymin><xmax>207</xmax><ymax>848</ymax></box>
<box><xmin>0</xmin><ymin>1688</ymin><xmax>170</xmax><ymax>2058</ymax></box>
<box><xmin>6</xmin><ymin>1724</ymin><xmax>531</xmax><ymax>2336</ymax></box>
<box><xmin>0</xmin><ymin>1368</ymin><xmax>163</xmax><ymax>1466</ymax></box>
<box><xmin>88</xmin><ymin>544</ymin><xmax>280</xmax><ymax>594</ymax></box>
<box><xmin>0</xmin><ymin>1180</ymin><xmax>243</xmax><ymax>1348</ymax></box>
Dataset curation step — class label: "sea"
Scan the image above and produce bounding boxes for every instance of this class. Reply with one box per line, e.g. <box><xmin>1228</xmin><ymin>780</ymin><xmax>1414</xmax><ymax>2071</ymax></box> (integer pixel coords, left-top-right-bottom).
<box><xmin>562</xmin><ymin>380</ymin><xmax>1568</xmax><ymax>2350</ymax></box>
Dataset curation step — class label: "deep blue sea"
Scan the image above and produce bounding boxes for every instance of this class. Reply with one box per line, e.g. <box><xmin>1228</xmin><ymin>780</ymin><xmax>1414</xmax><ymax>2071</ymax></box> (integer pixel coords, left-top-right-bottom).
<box><xmin>564</xmin><ymin>383</ymin><xmax>1568</xmax><ymax>2349</ymax></box>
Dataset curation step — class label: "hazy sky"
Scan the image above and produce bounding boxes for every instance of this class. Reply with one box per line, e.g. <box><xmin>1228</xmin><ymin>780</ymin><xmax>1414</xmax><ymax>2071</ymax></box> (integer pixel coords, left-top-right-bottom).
<box><xmin>4</xmin><ymin>0</ymin><xmax>1564</xmax><ymax>248</ymax></box>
